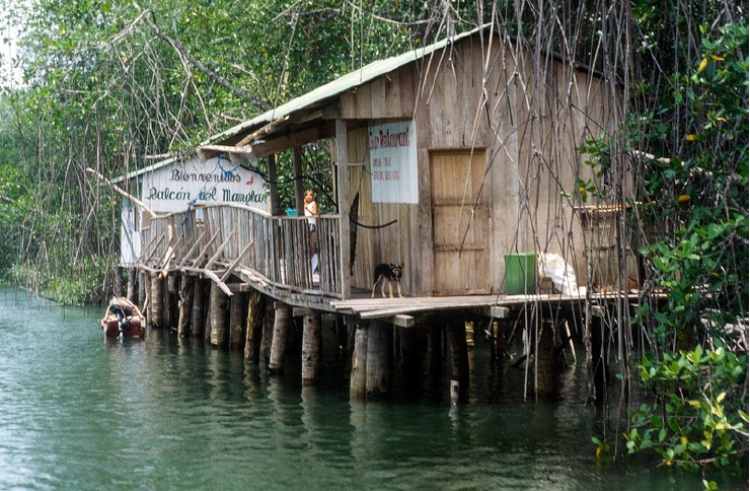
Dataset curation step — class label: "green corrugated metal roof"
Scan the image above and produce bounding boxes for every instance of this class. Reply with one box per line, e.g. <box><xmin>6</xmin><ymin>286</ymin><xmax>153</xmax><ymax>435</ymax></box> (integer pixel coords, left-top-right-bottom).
<box><xmin>203</xmin><ymin>25</ymin><xmax>488</xmax><ymax>145</ymax></box>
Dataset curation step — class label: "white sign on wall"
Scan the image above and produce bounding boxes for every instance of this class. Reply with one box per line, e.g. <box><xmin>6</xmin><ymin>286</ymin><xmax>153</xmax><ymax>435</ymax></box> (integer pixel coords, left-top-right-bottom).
<box><xmin>368</xmin><ymin>121</ymin><xmax>418</xmax><ymax>204</ymax></box>
<box><xmin>140</xmin><ymin>155</ymin><xmax>268</xmax><ymax>213</ymax></box>
<box><xmin>120</xmin><ymin>206</ymin><xmax>141</xmax><ymax>267</ymax></box>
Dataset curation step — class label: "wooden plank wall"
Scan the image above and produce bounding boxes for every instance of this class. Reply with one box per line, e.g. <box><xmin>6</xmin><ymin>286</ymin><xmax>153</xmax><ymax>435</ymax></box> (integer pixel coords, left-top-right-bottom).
<box><xmin>345</xmin><ymin>127</ymin><xmax>418</xmax><ymax>295</ymax></box>
<box><xmin>339</xmin><ymin>32</ymin><xmax>623</xmax><ymax>295</ymax></box>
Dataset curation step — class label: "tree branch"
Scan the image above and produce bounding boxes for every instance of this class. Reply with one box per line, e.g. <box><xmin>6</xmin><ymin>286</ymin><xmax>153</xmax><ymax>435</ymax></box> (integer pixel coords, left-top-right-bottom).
<box><xmin>149</xmin><ymin>12</ymin><xmax>269</xmax><ymax>113</ymax></box>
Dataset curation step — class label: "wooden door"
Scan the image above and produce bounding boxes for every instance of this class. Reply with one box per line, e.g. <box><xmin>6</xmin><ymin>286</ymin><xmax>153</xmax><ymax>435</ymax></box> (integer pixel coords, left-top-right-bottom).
<box><xmin>430</xmin><ymin>150</ymin><xmax>490</xmax><ymax>295</ymax></box>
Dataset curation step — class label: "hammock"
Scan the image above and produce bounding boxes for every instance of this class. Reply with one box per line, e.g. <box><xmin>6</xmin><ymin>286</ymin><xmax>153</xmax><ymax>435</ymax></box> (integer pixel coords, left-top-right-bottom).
<box><xmin>349</xmin><ymin>192</ymin><xmax>359</xmax><ymax>276</ymax></box>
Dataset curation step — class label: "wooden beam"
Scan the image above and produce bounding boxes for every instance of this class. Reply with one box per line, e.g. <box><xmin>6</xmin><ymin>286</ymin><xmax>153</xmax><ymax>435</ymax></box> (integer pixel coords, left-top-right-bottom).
<box><xmin>252</xmin><ymin>122</ymin><xmax>336</xmax><ymax>158</ymax></box>
<box><xmin>293</xmin><ymin>147</ymin><xmax>305</xmax><ymax>215</ymax></box>
<box><xmin>293</xmin><ymin>307</ymin><xmax>312</xmax><ymax>317</ymax></box>
<box><xmin>226</xmin><ymin>283</ymin><xmax>245</xmax><ymax>293</ymax></box>
<box><xmin>182</xmin><ymin>266</ymin><xmax>233</xmax><ymax>297</ymax></box>
<box><xmin>236</xmin><ymin>115</ymin><xmax>290</xmax><ymax>148</ymax></box>
<box><xmin>335</xmin><ymin>119</ymin><xmax>351</xmax><ymax>299</ymax></box>
<box><xmin>219</xmin><ymin>238</ymin><xmax>255</xmax><ymax>283</ymax></box>
<box><xmin>485</xmin><ymin>306</ymin><xmax>510</xmax><ymax>319</ymax></box>
<box><xmin>141</xmin><ymin>232</ymin><xmax>164</xmax><ymax>266</ymax></box>
<box><xmin>192</xmin><ymin>229</ymin><xmax>221</xmax><ymax>268</ymax></box>
<box><xmin>389</xmin><ymin>314</ymin><xmax>415</xmax><ymax>328</ymax></box>
<box><xmin>268</xmin><ymin>153</ymin><xmax>279</xmax><ymax>215</ymax></box>
<box><xmin>200</xmin><ymin>144</ymin><xmax>254</xmax><ymax>154</ymax></box>
<box><xmin>178</xmin><ymin>229</ymin><xmax>208</xmax><ymax>267</ymax></box>
<box><xmin>204</xmin><ymin>227</ymin><xmax>236</xmax><ymax>271</ymax></box>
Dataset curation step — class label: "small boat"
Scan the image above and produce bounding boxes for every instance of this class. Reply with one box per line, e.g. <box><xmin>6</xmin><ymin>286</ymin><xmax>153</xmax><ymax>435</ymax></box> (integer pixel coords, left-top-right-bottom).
<box><xmin>101</xmin><ymin>297</ymin><xmax>145</xmax><ymax>339</ymax></box>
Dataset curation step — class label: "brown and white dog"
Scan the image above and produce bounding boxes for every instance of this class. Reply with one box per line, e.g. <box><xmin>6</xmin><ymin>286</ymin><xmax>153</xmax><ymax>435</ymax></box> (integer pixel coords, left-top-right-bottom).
<box><xmin>372</xmin><ymin>263</ymin><xmax>404</xmax><ymax>298</ymax></box>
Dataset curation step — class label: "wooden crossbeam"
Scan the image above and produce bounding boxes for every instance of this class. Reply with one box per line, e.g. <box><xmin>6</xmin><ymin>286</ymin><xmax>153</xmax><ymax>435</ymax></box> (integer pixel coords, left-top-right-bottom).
<box><xmin>192</xmin><ymin>229</ymin><xmax>221</xmax><ymax>268</ymax></box>
<box><xmin>219</xmin><ymin>238</ymin><xmax>255</xmax><ymax>283</ymax></box>
<box><xmin>484</xmin><ymin>306</ymin><xmax>510</xmax><ymax>319</ymax></box>
<box><xmin>178</xmin><ymin>229</ymin><xmax>208</xmax><ymax>267</ymax></box>
<box><xmin>205</xmin><ymin>227</ymin><xmax>236</xmax><ymax>271</ymax></box>
<box><xmin>389</xmin><ymin>314</ymin><xmax>415</xmax><ymax>328</ymax></box>
<box><xmin>182</xmin><ymin>266</ymin><xmax>233</xmax><ymax>297</ymax></box>
<box><xmin>142</xmin><ymin>232</ymin><xmax>165</xmax><ymax>266</ymax></box>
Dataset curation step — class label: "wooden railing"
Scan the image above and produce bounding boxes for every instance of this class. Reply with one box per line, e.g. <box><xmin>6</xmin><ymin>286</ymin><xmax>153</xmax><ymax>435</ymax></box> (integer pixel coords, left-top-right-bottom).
<box><xmin>139</xmin><ymin>203</ymin><xmax>343</xmax><ymax>298</ymax></box>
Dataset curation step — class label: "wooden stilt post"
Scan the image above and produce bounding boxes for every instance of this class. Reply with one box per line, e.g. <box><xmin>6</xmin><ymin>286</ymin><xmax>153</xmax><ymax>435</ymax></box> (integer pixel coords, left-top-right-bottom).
<box><xmin>268</xmin><ymin>302</ymin><xmax>290</xmax><ymax>374</ymax></box>
<box><xmin>127</xmin><ymin>268</ymin><xmax>136</xmax><ymax>302</ymax></box>
<box><xmin>465</xmin><ymin>321</ymin><xmax>475</xmax><ymax>349</ymax></box>
<box><xmin>350</xmin><ymin>324</ymin><xmax>368</xmax><ymax>400</ymax></box>
<box><xmin>335</xmin><ymin>314</ymin><xmax>347</xmax><ymax>352</ymax></box>
<box><xmin>191</xmin><ymin>278</ymin><xmax>206</xmax><ymax>338</ymax></box>
<box><xmin>204</xmin><ymin>283</ymin><xmax>213</xmax><ymax>343</ymax></box>
<box><xmin>177</xmin><ymin>275</ymin><xmax>194</xmax><ymax>337</ymax></box>
<box><xmin>166</xmin><ymin>273</ymin><xmax>178</xmax><ymax>330</ymax></box>
<box><xmin>399</xmin><ymin>323</ymin><xmax>422</xmax><ymax>395</ymax></box>
<box><xmin>209</xmin><ymin>282</ymin><xmax>229</xmax><ymax>347</ymax></box>
<box><xmin>535</xmin><ymin>319</ymin><xmax>556</xmax><ymax>397</ymax></box>
<box><xmin>138</xmin><ymin>271</ymin><xmax>147</xmax><ymax>311</ymax></box>
<box><xmin>587</xmin><ymin>306</ymin><xmax>608</xmax><ymax>403</ymax></box>
<box><xmin>427</xmin><ymin>323</ymin><xmax>443</xmax><ymax>387</ymax></box>
<box><xmin>244</xmin><ymin>290</ymin><xmax>264</xmax><ymax>363</ymax></box>
<box><xmin>151</xmin><ymin>273</ymin><xmax>163</xmax><ymax>328</ymax></box>
<box><xmin>262</xmin><ymin>298</ymin><xmax>275</xmax><ymax>364</ymax></box>
<box><xmin>229</xmin><ymin>292</ymin><xmax>246</xmax><ymax>350</ymax></box>
<box><xmin>301</xmin><ymin>311</ymin><xmax>322</xmax><ymax>386</ymax></box>
<box><xmin>365</xmin><ymin>320</ymin><xmax>393</xmax><ymax>399</ymax></box>
<box><xmin>447</xmin><ymin>321</ymin><xmax>470</xmax><ymax>403</ymax></box>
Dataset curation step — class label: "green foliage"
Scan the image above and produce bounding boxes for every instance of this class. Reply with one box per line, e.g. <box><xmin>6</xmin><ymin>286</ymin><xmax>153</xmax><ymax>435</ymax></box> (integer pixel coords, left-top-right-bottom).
<box><xmin>618</xmin><ymin>18</ymin><xmax>749</xmax><ymax>474</ymax></box>
<box><xmin>627</xmin><ymin>345</ymin><xmax>748</xmax><ymax>470</ymax></box>
<box><xmin>10</xmin><ymin>254</ymin><xmax>115</xmax><ymax>304</ymax></box>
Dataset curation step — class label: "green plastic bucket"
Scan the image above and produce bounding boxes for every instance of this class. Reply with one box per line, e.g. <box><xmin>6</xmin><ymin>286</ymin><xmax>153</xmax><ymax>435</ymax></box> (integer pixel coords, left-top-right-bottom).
<box><xmin>504</xmin><ymin>253</ymin><xmax>537</xmax><ymax>294</ymax></box>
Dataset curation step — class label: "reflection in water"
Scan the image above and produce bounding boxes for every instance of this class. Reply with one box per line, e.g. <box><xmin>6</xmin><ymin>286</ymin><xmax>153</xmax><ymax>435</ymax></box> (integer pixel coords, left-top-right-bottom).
<box><xmin>0</xmin><ymin>287</ymin><xmax>738</xmax><ymax>491</ymax></box>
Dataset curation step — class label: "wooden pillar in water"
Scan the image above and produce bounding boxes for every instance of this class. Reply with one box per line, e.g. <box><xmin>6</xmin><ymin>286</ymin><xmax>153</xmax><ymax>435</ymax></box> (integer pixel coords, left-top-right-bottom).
<box><xmin>151</xmin><ymin>273</ymin><xmax>163</xmax><ymax>328</ymax></box>
<box><xmin>301</xmin><ymin>311</ymin><xmax>322</xmax><ymax>386</ymax></box>
<box><xmin>166</xmin><ymin>273</ymin><xmax>178</xmax><ymax>330</ymax></box>
<box><xmin>268</xmin><ymin>302</ymin><xmax>290</xmax><ymax>374</ymax></box>
<box><xmin>244</xmin><ymin>290</ymin><xmax>264</xmax><ymax>362</ymax></box>
<box><xmin>177</xmin><ymin>275</ymin><xmax>194</xmax><ymax>337</ymax></box>
<box><xmin>204</xmin><ymin>284</ymin><xmax>213</xmax><ymax>343</ymax></box>
<box><xmin>587</xmin><ymin>306</ymin><xmax>609</xmax><ymax>403</ymax></box>
<box><xmin>209</xmin><ymin>282</ymin><xmax>229</xmax><ymax>347</ymax></box>
<box><xmin>535</xmin><ymin>319</ymin><xmax>556</xmax><ymax>397</ymax></box>
<box><xmin>229</xmin><ymin>292</ymin><xmax>246</xmax><ymax>350</ymax></box>
<box><xmin>350</xmin><ymin>324</ymin><xmax>368</xmax><ymax>400</ymax></box>
<box><xmin>138</xmin><ymin>271</ymin><xmax>147</xmax><ymax>311</ymax></box>
<box><xmin>262</xmin><ymin>298</ymin><xmax>275</xmax><ymax>364</ymax></box>
<box><xmin>447</xmin><ymin>321</ymin><xmax>470</xmax><ymax>403</ymax></box>
<box><xmin>365</xmin><ymin>320</ymin><xmax>392</xmax><ymax>399</ymax></box>
<box><xmin>127</xmin><ymin>268</ymin><xmax>137</xmax><ymax>302</ymax></box>
<box><xmin>190</xmin><ymin>279</ymin><xmax>206</xmax><ymax>338</ymax></box>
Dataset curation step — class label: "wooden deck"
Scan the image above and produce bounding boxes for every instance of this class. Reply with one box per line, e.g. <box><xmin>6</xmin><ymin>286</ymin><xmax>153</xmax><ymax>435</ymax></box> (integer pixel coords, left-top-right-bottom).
<box><xmin>329</xmin><ymin>291</ymin><xmax>647</xmax><ymax>320</ymax></box>
<box><xmin>137</xmin><ymin>202</ymin><xmax>655</xmax><ymax>321</ymax></box>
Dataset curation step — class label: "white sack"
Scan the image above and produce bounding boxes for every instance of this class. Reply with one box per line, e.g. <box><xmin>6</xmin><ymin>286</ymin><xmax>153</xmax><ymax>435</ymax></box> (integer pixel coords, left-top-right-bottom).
<box><xmin>538</xmin><ymin>253</ymin><xmax>579</xmax><ymax>295</ymax></box>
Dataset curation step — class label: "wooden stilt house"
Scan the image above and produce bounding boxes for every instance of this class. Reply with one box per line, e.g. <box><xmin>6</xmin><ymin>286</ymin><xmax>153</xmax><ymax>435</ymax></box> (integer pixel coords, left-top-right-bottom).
<box><xmin>157</xmin><ymin>25</ymin><xmax>623</xmax><ymax>303</ymax></box>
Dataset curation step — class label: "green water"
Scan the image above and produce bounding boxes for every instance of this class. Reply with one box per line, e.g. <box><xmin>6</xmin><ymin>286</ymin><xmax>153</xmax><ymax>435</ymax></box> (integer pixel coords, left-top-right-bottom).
<box><xmin>0</xmin><ymin>288</ymin><xmax>740</xmax><ymax>490</ymax></box>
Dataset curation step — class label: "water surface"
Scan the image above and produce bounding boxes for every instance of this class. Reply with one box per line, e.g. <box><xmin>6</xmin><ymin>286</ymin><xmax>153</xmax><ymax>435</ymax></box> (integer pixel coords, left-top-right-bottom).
<box><xmin>0</xmin><ymin>288</ymin><xmax>738</xmax><ymax>490</ymax></box>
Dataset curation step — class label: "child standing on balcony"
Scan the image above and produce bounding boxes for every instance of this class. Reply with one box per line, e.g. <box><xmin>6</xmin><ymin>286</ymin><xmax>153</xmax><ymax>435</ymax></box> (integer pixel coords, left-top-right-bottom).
<box><xmin>304</xmin><ymin>189</ymin><xmax>319</xmax><ymax>276</ymax></box>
